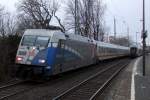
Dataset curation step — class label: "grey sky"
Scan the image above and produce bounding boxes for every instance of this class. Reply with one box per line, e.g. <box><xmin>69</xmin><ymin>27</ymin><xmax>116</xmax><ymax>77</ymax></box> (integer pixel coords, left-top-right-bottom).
<box><xmin>0</xmin><ymin>0</ymin><xmax>149</xmax><ymax>44</ymax></box>
<box><xmin>104</xmin><ymin>0</ymin><xmax>150</xmax><ymax>44</ymax></box>
<box><xmin>0</xmin><ymin>0</ymin><xmax>17</xmax><ymax>12</ymax></box>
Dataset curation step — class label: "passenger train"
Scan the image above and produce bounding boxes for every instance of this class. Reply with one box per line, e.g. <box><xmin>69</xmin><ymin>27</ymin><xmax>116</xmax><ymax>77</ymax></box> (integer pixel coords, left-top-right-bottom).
<box><xmin>15</xmin><ymin>29</ymin><xmax>130</xmax><ymax>79</ymax></box>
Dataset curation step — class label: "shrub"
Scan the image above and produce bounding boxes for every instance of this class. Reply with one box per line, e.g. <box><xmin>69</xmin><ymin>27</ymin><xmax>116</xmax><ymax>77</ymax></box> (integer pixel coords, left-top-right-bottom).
<box><xmin>0</xmin><ymin>35</ymin><xmax>21</xmax><ymax>81</ymax></box>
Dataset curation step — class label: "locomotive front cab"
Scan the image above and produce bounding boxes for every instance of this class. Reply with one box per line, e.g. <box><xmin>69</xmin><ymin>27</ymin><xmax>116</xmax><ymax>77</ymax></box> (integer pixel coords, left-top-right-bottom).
<box><xmin>15</xmin><ymin>29</ymin><xmax>66</xmax><ymax>78</ymax></box>
<box><xmin>16</xmin><ymin>35</ymin><xmax>51</xmax><ymax>66</ymax></box>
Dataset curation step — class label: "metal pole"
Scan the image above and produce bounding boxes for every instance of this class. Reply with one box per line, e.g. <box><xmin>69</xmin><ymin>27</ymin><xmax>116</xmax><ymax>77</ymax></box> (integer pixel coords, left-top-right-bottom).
<box><xmin>114</xmin><ymin>18</ymin><xmax>116</xmax><ymax>39</ymax></box>
<box><xmin>136</xmin><ymin>32</ymin><xmax>138</xmax><ymax>45</ymax></box>
<box><xmin>127</xmin><ymin>27</ymin><xmax>130</xmax><ymax>47</ymax></box>
<box><xmin>75</xmin><ymin>0</ymin><xmax>77</xmax><ymax>34</ymax></box>
<box><xmin>142</xmin><ymin>0</ymin><xmax>146</xmax><ymax>76</ymax></box>
<box><xmin>76</xmin><ymin>0</ymin><xmax>79</xmax><ymax>35</ymax></box>
<box><xmin>123</xmin><ymin>21</ymin><xmax>130</xmax><ymax>47</ymax></box>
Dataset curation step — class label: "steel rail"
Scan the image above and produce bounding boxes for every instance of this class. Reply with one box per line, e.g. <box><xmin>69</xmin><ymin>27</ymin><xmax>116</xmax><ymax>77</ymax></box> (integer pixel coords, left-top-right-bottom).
<box><xmin>52</xmin><ymin>59</ymin><xmax>127</xmax><ymax>100</ymax></box>
<box><xmin>0</xmin><ymin>79</ymin><xmax>54</xmax><ymax>100</ymax></box>
<box><xmin>0</xmin><ymin>88</ymin><xmax>30</xmax><ymax>100</ymax></box>
<box><xmin>0</xmin><ymin>81</ymin><xmax>33</xmax><ymax>100</ymax></box>
<box><xmin>0</xmin><ymin>81</ymin><xmax>25</xmax><ymax>90</ymax></box>
<box><xmin>89</xmin><ymin>61</ymin><xmax>130</xmax><ymax>100</ymax></box>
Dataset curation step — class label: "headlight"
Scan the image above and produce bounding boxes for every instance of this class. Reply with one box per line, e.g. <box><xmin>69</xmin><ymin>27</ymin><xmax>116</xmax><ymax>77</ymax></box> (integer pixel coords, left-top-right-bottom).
<box><xmin>16</xmin><ymin>56</ymin><xmax>23</xmax><ymax>62</ymax></box>
<box><xmin>38</xmin><ymin>59</ymin><xmax>46</xmax><ymax>63</ymax></box>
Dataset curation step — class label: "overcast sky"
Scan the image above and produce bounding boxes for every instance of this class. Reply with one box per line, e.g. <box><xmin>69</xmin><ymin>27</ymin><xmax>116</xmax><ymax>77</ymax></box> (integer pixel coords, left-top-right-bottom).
<box><xmin>0</xmin><ymin>0</ymin><xmax>17</xmax><ymax>12</ymax></box>
<box><xmin>104</xmin><ymin>0</ymin><xmax>150</xmax><ymax>44</ymax></box>
<box><xmin>0</xmin><ymin>0</ymin><xmax>149</xmax><ymax>44</ymax></box>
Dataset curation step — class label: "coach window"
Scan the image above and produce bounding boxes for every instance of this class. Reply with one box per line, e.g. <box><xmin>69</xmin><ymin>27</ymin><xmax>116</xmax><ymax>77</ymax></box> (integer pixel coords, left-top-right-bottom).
<box><xmin>103</xmin><ymin>47</ymin><xmax>105</xmax><ymax>54</ymax></box>
<box><xmin>113</xmin><ymin>49</ymin><xmax>115</xmax><ymax>53</ymax></box>
<box><xmin>111</xmin><ymin>49</ymin><xmax>113</xmax><ymax>54</ymax></box>
<box><xmin>109</xmin><ymin>48</ymin><xmax>111</xmax><ymax>53</ymax></box>
<box><xmin>102</xmin><ymin>47</ymin><xmax>104</xmax><ymax>55</ymax></box>
<box><xmin>101</xmin><ymin>47</ymin><xmax>103</xmax><ymax>55</ymax></box>
<box><xmin>106</xmin><ymin>48</ymin><xmax>108</xmax><ymax>55</ymax></box>
<box><xmin>114</xmin><ymin>49</ymin><xmax>116</xmax><ymax>54</ymax></box>
<box><xmin>105</xmin><ymin>48</ymin><xmax>108</xmax><ymax>55</ymax></box>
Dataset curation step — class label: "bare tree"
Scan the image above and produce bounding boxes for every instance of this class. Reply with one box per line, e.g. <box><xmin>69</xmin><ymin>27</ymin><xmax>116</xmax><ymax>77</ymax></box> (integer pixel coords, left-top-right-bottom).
<box><xmin>18</xmin><ymin>0</ymin><xmax>65</xmax><ymax>31</ymax></box>
<box><xmin>6</xmin><ymin>14</ymin><xmax>18</xmax><ymax>35</ymax></box>
<box><xmin>92</xmin><ymin>0</ymin><xmax>105</xmax><ymax>40</ymax></box>
<box><xmin>65</xmin><ymin>0</ymin><xmax>105</xmax><ymax>40</ymax></box>
<box><xmin>0</xmin><ymin>6</ymin><xmax>6</xmax><ymax>37</ymax></box>
<box><xmin>0</xmin><ymin>10</ymin><xmax>17</xmax><ymax>37</ymax></box>
<box><xmin>16</xmin><ymin>14</ymin><xmax>35</xmax><ymax>35</ymax></box>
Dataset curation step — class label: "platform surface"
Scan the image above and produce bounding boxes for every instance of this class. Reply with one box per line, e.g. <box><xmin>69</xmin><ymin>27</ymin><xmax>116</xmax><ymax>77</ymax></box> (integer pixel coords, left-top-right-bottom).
<box><xmin>99</xmin><ymin>55</ymin><xmax>150</xmax><ymax>100</ymax></box>
<box><xmin>132</xmin><ymin>54</ymin><xmax>150</xmax><ymax>100</ymax></box>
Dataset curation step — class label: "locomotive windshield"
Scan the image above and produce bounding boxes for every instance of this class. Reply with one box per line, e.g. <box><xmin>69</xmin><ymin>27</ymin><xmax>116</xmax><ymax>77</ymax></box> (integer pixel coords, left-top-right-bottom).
<box><xmin>35</xmin><ymin>37</ymin><xmax>49</xmax><ymax>47</ymax></box>
<box><xmin>21</xmin><ymin>35</ymin><xmax>50</xmax><ymax>47</ymax></box>
<box><xmin>21</xmin><ymin>35</ymin><xmax>36</xmax><ymax>46</ymax></box>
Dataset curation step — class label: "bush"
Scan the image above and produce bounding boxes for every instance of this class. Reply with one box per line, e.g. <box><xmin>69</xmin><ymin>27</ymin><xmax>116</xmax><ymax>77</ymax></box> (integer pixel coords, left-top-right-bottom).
<box><xmin>0</xmin><ymin>35</ymin><xmax>21</xmax><ymax>81</ymax></box>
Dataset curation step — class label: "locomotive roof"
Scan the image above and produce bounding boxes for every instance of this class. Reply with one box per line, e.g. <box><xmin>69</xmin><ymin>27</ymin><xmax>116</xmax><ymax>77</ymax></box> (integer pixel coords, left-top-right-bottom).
<box><xmin>24</xmin><ymin>29</ymin><xmax>66</xmax><ymax>40</ymax></box>
<box><xmin>67</xmin><ymin>34</ymin><xmax>93</xmax><ymax>43</ymax></box>
<box><xmin>24</xmin><ymin>29</ymin><xmax>62</xmax><ymax>37</ymax></box>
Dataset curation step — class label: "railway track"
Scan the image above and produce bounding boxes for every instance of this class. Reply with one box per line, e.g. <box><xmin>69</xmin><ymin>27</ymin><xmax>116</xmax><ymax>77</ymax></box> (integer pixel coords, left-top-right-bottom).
<box><xmin>0</xmin><ymin>80</ymin><xmax>37</xmax><ymax>100</ymax></box>
<box><xmin>0</xmin><ymin>80</ymin><xmax>25</xmax><ymax>90</ymax></box>
<box><xmin>52</xmin><ymin>59</ymin><xmax>130</xmax><ymax>100</ymax></box>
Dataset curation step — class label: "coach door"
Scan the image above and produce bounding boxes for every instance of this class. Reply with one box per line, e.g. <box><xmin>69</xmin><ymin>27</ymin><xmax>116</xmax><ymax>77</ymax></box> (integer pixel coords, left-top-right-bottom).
<box><xmin>54</xmin><ymin>39</ymin><xmax>66</xmax><ymax>74</ymax></box>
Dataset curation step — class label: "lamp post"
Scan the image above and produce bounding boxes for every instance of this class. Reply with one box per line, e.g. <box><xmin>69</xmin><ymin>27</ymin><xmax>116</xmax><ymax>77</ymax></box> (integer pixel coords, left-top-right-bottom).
<box><xmin>75</xmin><ymin>0</ymin><xmax>78</xmax><ymax>34</ymax></box>
<box><xmin>136</xmin><ymin>32</ymin><xmax>139</xmax><ymax>45</ymax></box>
<box><xmin>123</xmin><ymin>21</ymin><xmax>130</xmax><ymax>47</ymax></box>
<box><xmin>114</xmin><ymin>17</ymin><xmax>117</xmax><ymax>40</ymax></box>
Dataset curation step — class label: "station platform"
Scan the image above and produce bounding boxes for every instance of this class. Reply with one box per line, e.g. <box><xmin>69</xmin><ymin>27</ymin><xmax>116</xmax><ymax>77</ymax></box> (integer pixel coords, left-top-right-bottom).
<box><xmin>100</xmin><ymin>54</ymin><xmax>150</xmax><ymax>100</ymax></box>
<box><xmin>131</xmin><ymin>54</ymin><xmax>150</xmax><ymax>100</ymax></box>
